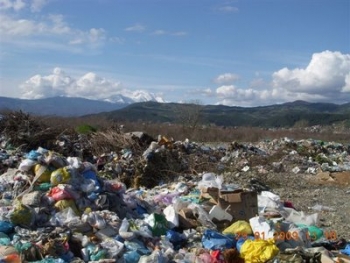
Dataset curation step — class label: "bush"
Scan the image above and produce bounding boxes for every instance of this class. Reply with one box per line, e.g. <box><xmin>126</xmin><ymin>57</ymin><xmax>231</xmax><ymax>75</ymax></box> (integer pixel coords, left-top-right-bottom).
<box><xmin>75</xmin><ymin>124</ymin><xmax>97</xmax><ymax>134</ymax></box>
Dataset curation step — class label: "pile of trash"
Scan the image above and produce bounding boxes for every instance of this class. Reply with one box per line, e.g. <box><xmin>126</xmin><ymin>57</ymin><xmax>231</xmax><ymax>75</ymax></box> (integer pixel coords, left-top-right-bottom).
<box><xmin>0</xmin><ymin>130</ymin><xmax>349</xmax><ymax>262</ymax></box>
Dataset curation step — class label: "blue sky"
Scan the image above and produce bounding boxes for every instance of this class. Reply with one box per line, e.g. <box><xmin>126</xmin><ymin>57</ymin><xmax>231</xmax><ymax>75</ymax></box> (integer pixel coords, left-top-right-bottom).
<box><xmin>0</xmin><ymin>0</ymin><xmax>349</xmax><ymax>106</ymax></box>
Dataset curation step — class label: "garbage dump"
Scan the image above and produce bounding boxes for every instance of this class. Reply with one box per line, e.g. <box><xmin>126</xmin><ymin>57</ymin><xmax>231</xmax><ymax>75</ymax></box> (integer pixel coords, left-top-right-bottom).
<box><xmin>0</xmin><ymin>128</ymin><xmax>349</xmax><ymax>262</ymax></box>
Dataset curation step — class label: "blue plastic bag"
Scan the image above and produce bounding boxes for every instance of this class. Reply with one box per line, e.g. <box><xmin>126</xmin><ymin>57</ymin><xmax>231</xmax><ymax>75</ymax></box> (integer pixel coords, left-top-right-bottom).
<box><xmin>236</xmin><ymin>236</ymin><xmax>255</xmax><ymax>252</ymax></box>
<box><xmin>0</xmin><ymin>221</ymin><xmax>14</xmax><ymax>234</ymax></box>
<box><xmin>123</xmin><ymin>250</ymin><xmax>142</xmax><ymax>263</ymax></box>
<box><xmin>340</xmin><ymin>243</ymin><xmax>350</xmax><ymax>255</ymax></box>
<box><xmin>82</xmin><ymin>170</ymin><xmax>101</xmax><ymax>192</ymax></box>
<box><xmin>201</xmin><ymin>229</ymin><xmax>236</xmax><ymax>250</ymax></box>
<box><xmin>166</xmin><ymin>230</ymin><xmax>186</xmax><ymax>249</ymax></box>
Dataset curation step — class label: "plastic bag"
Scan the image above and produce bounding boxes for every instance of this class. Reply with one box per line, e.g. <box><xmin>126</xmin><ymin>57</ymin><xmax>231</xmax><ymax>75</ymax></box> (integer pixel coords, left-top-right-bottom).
<box><xmin>163</xmin><ymin>204</ymin><xmax>179</xmax><ymax>228</ymax></box>
<box><xmin>223</xmin><ymin>220</ymin><xmax>253</xmax><ymax>236</ymax></box>
<box><xmin>119</xmin><ymin>218</ymin><xmax>135</xmax><ymax>240</ymax></box>
<box><xmin>81</xmin><ymin>170</ymin><xmax>101</xmax><ymax>193</ymax></box>
<box><xmin>198</xmin><ymin>172</ymin><xmax>223</xmax><ymax>189</ymax></box>
<box><xmin>100</xmin><ymin>238</ymin><xmax>124</xmax><ymax>258</ymax></box>
<box><xmin>81</xmin><ymin>211</ymin><xmax>107</xmax><ymax>230</ymax></box>
<box><xmin>50</xmin><ymin>167</ymin><xmax>71</xmax><ymax>186</ymax></box>
<box><xmin>240</xmin><ymin>239</ymin><xmax>279</xmax><ymax>263</ymax></box>
<box><xmin>166</xmin><ymin>230</ymin><xmax>186</xmax><ymax>249</ymax></box>
<box><xmin>249</xmin><ymin>216</ymin><xmax>276</xmax><ymax>240</ymax></box>
<box><xmin>258</xmin><ymin>191</ymin><xmax>282</xmax><ymax>212</ymax></box>
<box><xmin>236</xmin><ymin>236</ymin><xmax>255</xmax><ymax>252</ymax></box>
<box><xmin>296</xmin><ymin>224</ymin><xmax>323</xmax><ymax>241</ymax></box>
<box><xmin>0</xmin><ymin>221</ymin><xmax>14</xmax><ymax>234</ymax></box>
<box><xmin>0</xmin><ymin>232</ymin><xmax>11</xmax><ymax>245</ymax></box>
<box><xmin>144</xmin><ymin>213</ymin><xmax>168</xmax><ymax>237</ymax></box>
<box><xmin>138</xmin><ymin>249</ymin><xmax>167</xmax><ymax>263</ymax></box>
<box><xmin>9</xmin><ymin>202</ymin><xmax>34</xmax><ymax>227</ymax></box>
<box><xmin>54</xmin><ymin>199</ymin><xmax>80</xmax><ymax>215</ymax></box>
<box><xmin>33</xmin><ymin>164</ymin><xmax>52</xmax><ymax>183</ymax></box>
<box><xmin>187</xmin><ymin>203</ymin><xmax>216</xmax><ymax>229</ymax></box>
<box><xmin>18</xmin><ymin>159</ymin><xmax>36</xmax><ymax>172</ymax></box>
<box><xmin>103</xmin><ymin>179</ymin><xmax>126</xmax><ymax>193</ymax></box>
<box><xmin>284</xmin><ymin>226</ymin><xmax>311</xmax><ymax>248</ymax></box>
<box><xmin>21</xmin><ymin>191</ymin><xmax>42</xmax><ymax>207</ymax></box>
<box><xmin>51</xmin><ymin>207</ymin><xmax>78</xmax><ymax>226</ymax></box>
<box><xmin>45</xmin><ymin>151</ymin><xmax>67</xmax><ymax>168</ymax></box>
<box><xmin>201</xmin><ymin>229</ymin><xmax>236</xmax><ymax>250</ymax></box>
<box><xmin>279</xmin><ymin>207</ymin><xmax>319</xmax><ymax>226</ymax></box>
<box><xmin>47</xmin><ymin>185</ymin><xmax>77</xmax><ymax>201</ymax></box>
<box><xmin>123</xmin><ymin>250</ymin><xmax>142</xmax><ymax>263</ymax></box>
<box><xmin>0</xmin><ymin>253</ymin><xmax>21</xmax><ymax>263</ymax></box>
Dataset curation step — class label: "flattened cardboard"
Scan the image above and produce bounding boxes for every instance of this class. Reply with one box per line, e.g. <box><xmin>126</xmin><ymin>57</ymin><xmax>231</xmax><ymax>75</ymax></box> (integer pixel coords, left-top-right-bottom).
<box><xmin>218</xmin><ymin>190</ymin><xmax>258</xmax><ymax>221</ymax></box>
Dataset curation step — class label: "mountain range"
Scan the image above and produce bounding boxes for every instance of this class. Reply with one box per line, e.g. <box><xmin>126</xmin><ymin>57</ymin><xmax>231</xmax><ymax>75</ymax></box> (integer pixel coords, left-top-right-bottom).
<box><xmin>1</xmin><ymin>96</ymin><xmax>349</xmax><ymax>128</ymax></box>
<box><xmin>99</xmin><ymin>100</ymin><xmax>350</xmax><ymax>128</ymax></box>
<box><xmin>0</xmin><ymin>96</ymin><xmax>128</xmax><ymax>116</ymax></box>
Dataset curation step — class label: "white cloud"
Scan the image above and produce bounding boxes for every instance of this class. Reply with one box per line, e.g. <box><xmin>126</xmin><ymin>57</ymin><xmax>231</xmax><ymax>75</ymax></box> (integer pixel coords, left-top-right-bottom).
<box><xmin>0</xmin><ymin>0</ymin><xmax>47</xmax><ymax>12</ymax></box>
<box><xmin>0</xmin><ymin>4</ymin><xmax>106</xmax><ymax>49</ymax></box>
<box><xmin>124</xmin><ymin>23</ymin><xmax>146</xmax><ymax>32</ymax></box>
<box><xmin>19</xmin><ymin>68</ymin><xmax>163</xmax><ymax>103</ymax></box>
<box><xmin>69</xmin><ymin>27</ymin><xmax>106</xmax><ymax>46</ymax></box>
<box><xmin>171</xmin><ymin>31</ymin><xmax>187</xmax><ymax>36</ymax></box>
<box><xmin>342</xmin><ymin>73</ymin><xmax>350</xmax><ymax>92</ymax></box>
<box><xmin>151</xmin><ymin>29</ymin><xmax>187</xmax><ymax>37</ymax></box>
<box><xmin>0</xmin><ymin>0</ymin><xmax>25</xmax><ymax>11</ymax></box>
<box><xmin>152</xmin><ymin>30</ymin><xmax>166</xmax><ymax>35</ymax></box>
<box><xmin>30</xmin><ymin>0</ymin><xmax>47</xmax><ymax>12</ymax></box>
<box><xmin>272</xmin><ymin>50</ymin><xmax>350</xmax><ymax>94</ymax></box>
<box><xmin>214</xmin><ymin>73</ymin><xmax>240</xmax><ymax>84</ymax></box>
<box><xmin>0</xmin><ymin>14</ymin><xmax>45</xmax><ymax>36</ymax></box>
<box><xmin>21</xmin><ymin>68</ymin><xmax>123</xmax><ymax>100</ymax></box>
<box><xmin>214</xmin><ymin>4</ymin><xmax>239</xmax><ymax>14</ymax></box>
<box><xmin>209</xmin><ymin>50</ymin><xmax>350</xmax><ymax>106</ymax></box>
<box><xmin>217</xmin><ymin>6</ymin><xmax>238</xmax><ymax>13</ymax></box>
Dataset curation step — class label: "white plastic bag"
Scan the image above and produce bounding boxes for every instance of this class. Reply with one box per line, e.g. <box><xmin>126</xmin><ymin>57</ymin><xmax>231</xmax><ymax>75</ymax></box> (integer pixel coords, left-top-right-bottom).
<box><xmin>163</xmin><ymin>204</ymin><xmax>179</xmax><ymax>228</ymax></box>
<box><xmin>279</xmin><ymin>207</ymin><xmax>319</xmax><ymax>226</ymax></box>
<box><xmin>258</xmin><ymin>191</ymin><xmax>282</xmax><ymax>213</ymax></box>
<box><xmin>249</xmin><ymin>216</ymin><xmax>276</xmax><ymax>240</ymax></box>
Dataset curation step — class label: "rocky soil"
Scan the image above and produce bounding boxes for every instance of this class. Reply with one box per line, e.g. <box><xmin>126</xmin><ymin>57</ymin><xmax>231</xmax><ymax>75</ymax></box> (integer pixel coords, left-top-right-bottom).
<box><xmin>220</xmin><ymin>169</ymin><xmax>350</xmax><ymax>241</ymax></box>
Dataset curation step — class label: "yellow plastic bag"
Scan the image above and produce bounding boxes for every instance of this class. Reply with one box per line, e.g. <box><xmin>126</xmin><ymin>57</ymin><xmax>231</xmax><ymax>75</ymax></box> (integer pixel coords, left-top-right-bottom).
<box><xmin>9</xmin><ymin>201</ymin><xmax>34</xmax><ymax>227</ymax></box>
<box><xmin>33</xmin><ymin>164</ymin><xmax>52</xmax><ymax>183</ymax></box>
<box><xmin>54</xmin><ymin>199</ymin><xmax>80</xmax><ymax>215</ymax></box>
<box><xmin>50</xmin><ymin>167</ymin><xmax>71</xmax><ymax>186</ymax></box>
<box><xmin>223</xmin><ymin>220</ymin><xmax>253</xmax><ymax>236</ymax></box>
<box><xmin>240</xmin><ymin>238</ymin><xmax>279</xmax><ymax>263</ymax></box>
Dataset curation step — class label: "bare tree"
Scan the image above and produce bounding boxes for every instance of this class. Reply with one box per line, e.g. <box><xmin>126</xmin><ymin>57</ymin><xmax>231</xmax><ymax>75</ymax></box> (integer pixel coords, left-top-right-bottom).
<box><xmin>176</xmin><ymin>100</ymin><xmax>203</xmax><ymax>132</ymax></box>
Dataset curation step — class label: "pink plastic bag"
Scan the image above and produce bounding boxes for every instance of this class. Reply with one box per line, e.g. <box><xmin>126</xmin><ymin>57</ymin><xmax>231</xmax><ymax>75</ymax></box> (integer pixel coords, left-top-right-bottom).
<box><xmin>48</xmin><ymin>185</ymin><xmax>74</xmax><ymax>201</ymax></box>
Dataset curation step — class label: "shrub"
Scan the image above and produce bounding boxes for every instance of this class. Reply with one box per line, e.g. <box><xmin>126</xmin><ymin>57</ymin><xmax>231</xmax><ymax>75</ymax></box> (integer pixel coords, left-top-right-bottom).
<box><xmin>75</xmin><ymin>124</ymin><xmax>97</xmax><ymax>134</ymax></box>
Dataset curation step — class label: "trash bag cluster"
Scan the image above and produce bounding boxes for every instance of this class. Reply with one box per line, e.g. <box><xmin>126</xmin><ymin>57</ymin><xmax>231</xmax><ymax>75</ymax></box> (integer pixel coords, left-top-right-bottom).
<box><xmin>0</xmin><ymin>132</ymin><xmax>349</xmax><ymax>262</ymax></box>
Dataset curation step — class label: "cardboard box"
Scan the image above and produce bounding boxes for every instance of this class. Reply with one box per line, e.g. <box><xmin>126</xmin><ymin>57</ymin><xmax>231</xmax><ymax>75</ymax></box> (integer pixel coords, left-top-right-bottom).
<box><xmin>218</xmin><ymin>189</ymin><xmax>258</xmax><ymax>221</ymax></box>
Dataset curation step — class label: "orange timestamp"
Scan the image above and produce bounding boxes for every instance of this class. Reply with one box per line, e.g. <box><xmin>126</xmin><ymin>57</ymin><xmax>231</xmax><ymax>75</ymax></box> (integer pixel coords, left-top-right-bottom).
<box><xmin>236</xmin><ymin>230</ymin><xmax>338</xmax><ymax>241</ymax></box>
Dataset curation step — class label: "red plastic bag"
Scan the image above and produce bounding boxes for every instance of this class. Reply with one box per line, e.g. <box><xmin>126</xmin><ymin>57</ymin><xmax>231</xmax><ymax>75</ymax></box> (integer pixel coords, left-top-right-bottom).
<box><xmin>48</xmin><ymin>185</ymin><xmax>73</xmax><ymax>201</ymax></box>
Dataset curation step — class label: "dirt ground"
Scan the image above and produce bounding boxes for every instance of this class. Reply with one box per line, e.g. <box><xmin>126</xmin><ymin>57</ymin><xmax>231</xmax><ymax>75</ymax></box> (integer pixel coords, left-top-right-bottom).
<box><xmin>223</xmin><ymin>170</ymin><xmax>350</xmax><ymax>241</ymax></box>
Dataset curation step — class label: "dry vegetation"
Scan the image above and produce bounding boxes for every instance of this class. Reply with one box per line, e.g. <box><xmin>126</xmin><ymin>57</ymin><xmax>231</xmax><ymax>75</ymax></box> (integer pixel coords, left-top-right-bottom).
<box><xmin>1</xmin><ymin>110</ymin><xmax>349</xmax><ymax>153</ymax></box>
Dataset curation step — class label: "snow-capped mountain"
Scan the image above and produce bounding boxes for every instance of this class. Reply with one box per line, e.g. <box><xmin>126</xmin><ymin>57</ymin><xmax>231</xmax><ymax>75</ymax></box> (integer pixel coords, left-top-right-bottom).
<box><xmin>0</xmin><ymin>93</ymin><xmax>165</xmax><ymax>117</ymax></box>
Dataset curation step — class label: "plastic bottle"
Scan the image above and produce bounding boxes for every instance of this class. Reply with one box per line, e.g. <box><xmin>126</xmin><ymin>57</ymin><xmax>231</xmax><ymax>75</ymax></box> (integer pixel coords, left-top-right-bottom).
<box><xmin>309</xmin><ymin>204</ymin><xmax>336</xmax><ymax>212</ymax></box>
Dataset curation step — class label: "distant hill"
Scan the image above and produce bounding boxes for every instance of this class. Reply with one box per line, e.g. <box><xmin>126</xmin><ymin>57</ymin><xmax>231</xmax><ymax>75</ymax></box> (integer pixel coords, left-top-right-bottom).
<box><xmin>98</xmin><ymin>100</ymin><xmax>350</xmax><ymax>128</ymax></box>
<box><xmin>1</xmin><ymin>96</ymin><xmax>349</xmax><ymax>127</ymax></box>
<box><xmin>0</xmin><ymin>96</ymin><xmax>127</xmax><ymax>117</ymax></box>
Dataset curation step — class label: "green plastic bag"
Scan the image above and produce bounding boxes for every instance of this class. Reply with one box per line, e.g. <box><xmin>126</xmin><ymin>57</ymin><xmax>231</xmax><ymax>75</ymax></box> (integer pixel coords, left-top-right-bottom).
<box><xmin>145</xmin><ymin>213</ymin><xmax>168</xmax><ymax>237</ymax></box>
<box><xmin>9</xmin><ymin>201</ymin><xmax>34</xmax><ymax>227</ymax></box>
<box><xmin>296</xmin><ymin>224</ymin><xmax>323</xmax><ymax>241</ymax></box>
